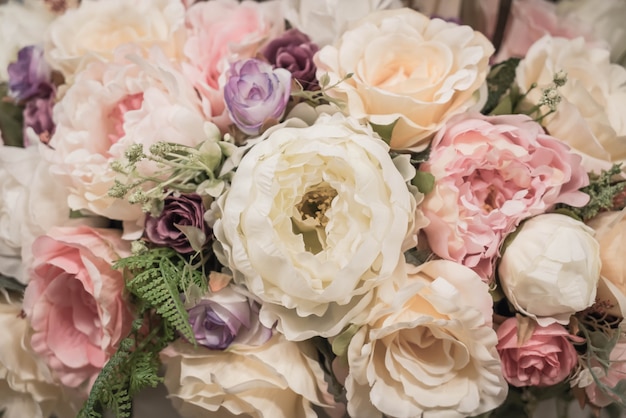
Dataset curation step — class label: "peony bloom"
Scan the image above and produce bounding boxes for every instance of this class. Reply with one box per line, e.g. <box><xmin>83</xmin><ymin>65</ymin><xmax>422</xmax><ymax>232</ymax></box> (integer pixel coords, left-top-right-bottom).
<box><xmin>496</xmin><ymin>317</ymin><xmax>581</xmax><ymax>387</ymax></box>
<box><xmin>516</xmin><ymin>36</ymin><xmax>626</xmax><ymax>174</ymax></box>
<box><xmin>498</xmin><ymin>213</ymin><xmax>601</xmax><ymax>326</ymax></box>
<box><xmin>315</xmin><ymin>8</ymin><xmax>494</xmax><ymax>151</ymax></box>
<box><xmin>44</xmin><ymin>0</ymin><xmax>186</xmax><ymax>79</ymax></box>
<box><xmin>22</xmin><ymin>226</ymin><xmax>134</xmax><ymax>391</ymax></box>
<box><xmin>186</xmin><ymin>285</ymin><xmax>272</xmax><ymax>350</ymax></box>
<box><xmin>183</xmin><ymin>0</ymin><xmax>284</xmax><ymax>131</ymax></box>
<box><xmin>419</xmin><ymin>113</ymin><xmax>589</xmax><ymax>281</ymax></box>
<box><xmin>47</xmin><ymin>46</ymin><xmax>219</xmax><ymax>227</ymax></box>
<box><xmin>346</xmin><ymin>260</ymin><xmax>507</xmax><ymax>418</ymax></box>
<box><xmin>161</xmin><ymin>335</ymin><xmax>337</xmax><ymax>418</ymax></box>
<box><xmin>145</xmin><ymin>193</ymin><xmax>210</xmax><ymax>254</ymax></box>
<box><xmin>0</xmin><ymin>290</ymin><xmax>79</xmax><ymax>418</ymax></box>
<box><xmin>223</xmin><ymin>59</ymin><xmax>292</xmax><ymax>135</ymax></box>
<box><xmin>262</xmin><ymin>28</ymin><xmax>319</xmax><ymax>90</ymax></box>
<box><xmin>214</xmin><ymin>114</ymin><xmax>422</xmax><ymax>341</ymax></box>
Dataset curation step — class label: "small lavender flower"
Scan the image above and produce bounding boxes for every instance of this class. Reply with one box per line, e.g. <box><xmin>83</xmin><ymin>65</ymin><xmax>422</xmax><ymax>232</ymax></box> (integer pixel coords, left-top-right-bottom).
<box><xmin>23</xmin><ymin>95</ymin><xmax>55</xmax><ymax>145</ymax></box>
<box><xmin>144</xmin><ymin>193</ymin><xmax>209</xmax><ymax>254</ymax></box>
<box><xmin>8</xmin><ymin>45</ymin><xmax>53</xmax><ymax>102</ymax></box>
<box><xmin>262</xmin><ymin>29</ymin><xmax>319</xmax><ymax>90</ymax></box>
<box><xmin>224</xmin><ymin>58</ymin><xmax>291</xmax><ymax>136</ymax></box>
<box><xmin>187</xmin><ymin>286</ymin><xmax>272</xmax><ymax>350</ymax></box>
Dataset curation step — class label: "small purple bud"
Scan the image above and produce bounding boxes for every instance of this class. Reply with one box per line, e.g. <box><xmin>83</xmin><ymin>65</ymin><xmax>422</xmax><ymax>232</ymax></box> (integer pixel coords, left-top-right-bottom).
<box><xmin>224</xmin><ymin>58</ymin><xmax>291</xmax><ymax>136</ymax></box>
<box><xmin>144</xmin><ymin>193</ymin><xmax>210</xmax><ymax>254</ymax></box>
<box><xmin>187</xmin><ymin>286</ymin><xmax>272</xmax><ymax>350</ymax></box>
<box><xmin>263</xmin><ymin>29</ymin><xmax>319</xmax><ymax>91</ymax></box>
<box><xmin>8</xmin><ymin>45</ymin><xmax>53</xmax><ymax>102</ymax></box>
<box><xmin>23</xmin><ymin>94</ymin><xmax>56</xmax><ymax>146</ymax></box>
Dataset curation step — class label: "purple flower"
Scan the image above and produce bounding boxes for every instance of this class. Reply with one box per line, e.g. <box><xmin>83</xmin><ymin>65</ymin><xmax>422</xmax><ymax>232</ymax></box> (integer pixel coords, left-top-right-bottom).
<box><xmin>8</xmin><ymin>45</ymin><xmax>53</xmax><ymax>102</ymax></box>
<box><xmin>23</xmin><ymin>95</ymin><xmax>56</xmax><ymax>146</ymax></box>
<box><xmin>144</xmin><ymin>193</ymin><xmax>209</xmax><ymax>254</ymax></box>
<box><xmin>224</xmin><ymin>58</ymin><xmax>291</xmax><ymax>136</ymax></box>
<box><xmin>263</xmin><ymin>29</ymin><xmax>319</xmax><ymax>90</ymax></box>
<box><xmin>187</xmin><ymin>286</ymin><xmax>272</xmax><ymax>350</ymax></box>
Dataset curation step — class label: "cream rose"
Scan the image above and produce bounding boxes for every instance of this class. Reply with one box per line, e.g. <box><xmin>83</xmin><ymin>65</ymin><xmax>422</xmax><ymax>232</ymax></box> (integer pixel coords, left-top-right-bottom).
<box><xmin>314</xmin><ymin>8</ymin><xmax>494</xmax><ymax>151</ymax></box>
<box><xmin>345</xmin><ymin>260</ymin><xmax>507</xmax><ymax>418</ymax></box>
<box><xmin>214</xmin><ymin>114</ymin><xmax>422</xmax><ymax>341</ymax></box>
<box><xmin>45</xmin><ymin>0</ymin><xmax>185</xmax><ymax>79</ymax></box>
<box><xmin>161</xmin><ymin>335</ymin><xmax>337</xmax><ymax>418</ymax></box>
<box><xmin>0</xmin><ymin>290</ymin><xmax>78</xmax><ymax>418</ymax></box>
<box><xmin>498</xmin><ymin>213</ymin><xmax>601</xmax><ymax>326</ymax></box>
<box><xmin>516</xmin><ymin>36</ymin><xmax>626</xmax><ymax>173</ymax></box>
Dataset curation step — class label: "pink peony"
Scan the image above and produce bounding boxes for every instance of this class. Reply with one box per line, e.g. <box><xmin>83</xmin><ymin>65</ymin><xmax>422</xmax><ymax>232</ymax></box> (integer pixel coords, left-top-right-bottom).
<box><xmin>183</xmin><ymin>0</ymin><xmax>284</xmax><ymax>131</ymax></box>
<box><xmin>419</xmin><ymin>113</ymin><xmax>589</xmax><ymax>281</ymax></box>
<box><xmin>496</xmin><ymin>317</ymin><xmax>580</xmax><ymax>387</ymax></box>
<box><xmin>23</xmin><ymin>226</ymin><xmax>133</xmax><ymax>391</ymax></box>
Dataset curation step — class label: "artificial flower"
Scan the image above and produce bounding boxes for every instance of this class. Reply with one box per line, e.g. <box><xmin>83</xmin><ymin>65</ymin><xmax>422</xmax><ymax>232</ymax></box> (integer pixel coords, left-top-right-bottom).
<box><xmin>7</xmin><ymin>45</ymin><xmax>53</xmax><ymax>102</ymax></box>
<box><xmin>582</xmin><ymin>337</ymin><xmax>626</xmax><ymax>407</ymax></box>
<box><xmin>262</xmin><ymin>28</ymin><xmax>319</xmax><ymax>90</ymax></box>
<box><xmin>315</xmin><ymin>8</ymin><xmax>494</xmax><ymax>151</ymax></box>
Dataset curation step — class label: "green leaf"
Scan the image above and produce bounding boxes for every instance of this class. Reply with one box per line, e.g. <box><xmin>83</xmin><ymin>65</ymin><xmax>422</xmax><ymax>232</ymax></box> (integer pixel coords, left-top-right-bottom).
<box><xmin>370</xmin><ymin>119</ymin><xmax>398</xmax><ymax>144</ymax></box>
<box><xmin>331</xmin><ymin>323</ymin><xmax>360</xmax><ymax>357</ymax></box>
<box><xmin>0</xmin><ymin>84</ymin><xmax>24</xmax><ymax>148</ymax></box>
<box><xmin>412</xmin><ymin>171</ymin><xmax>435</xmax><ymax>195</ymax></box>
<box><xmin>0</xmin><ymin>274</ymin><xmax>26</xmax><ymax>293</ymax></box>
<box><xmin>481</xmin><ymin>57</ymin><xmax>521</xmax><ymax>115</ymax></box>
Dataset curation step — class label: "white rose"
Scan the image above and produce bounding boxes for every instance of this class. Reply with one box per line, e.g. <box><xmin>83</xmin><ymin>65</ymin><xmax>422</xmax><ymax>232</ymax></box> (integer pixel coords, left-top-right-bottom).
<box><xmin>48</xmin><ymin>46</ymin><xmax>218</xmax><ymax>229</ymax></box>
<box><xmin>346</xmin><ymin>260</ymin><xmax>507</xmax><ymax>418</ymax></box>
<box><xmin>214</xmin><ymin>114</ymin><xmax>423</xmax><ymax>341</ymax></box>
<box><xmin>499</xmin><ymin>213</ymin><xmax>601</xmax><ymax>326</ymax></box>
<box><xmin>45</xmin><ymin>0</ymin><xmax>185</xmax><ymax>79</ymax></box>
<box><xmin>315</xmin><ymin>8</ymin><xmax>494</xmax><ymax>152</ymax></box>
<box><xmin>280</xmin><ymin>0</ymin><xmax>402</xmax><ymax>47</ymax></box>
<box><xmin>160</xmin><ymin>335</ymin><xmax>337</xmax><ymax>418</ymax></box>
<box><xmin>0</xmin><ymin>0</ymin><xmax>55</xmax><ymax>82</ymax></box>
<box><xmin>516</xmin><ymin>36</ymin><xmax>626</xmax><ymax>173</ymax></box>
<box><xmin>0</xmin><ymin>290</ymin><xmax>79</xmax><ymax>418</ymax></box>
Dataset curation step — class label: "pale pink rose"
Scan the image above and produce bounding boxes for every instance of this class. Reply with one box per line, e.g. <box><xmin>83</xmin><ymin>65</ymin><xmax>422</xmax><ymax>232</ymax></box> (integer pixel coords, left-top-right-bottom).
<box><xmin>22</xmin><ymin>226</ymin><xmax>133</xmax><ymax>391</ymax></box>
<box><xmin>584</xmin><ymin>339</ymin><xmax>626</xmax><ymax>407</ymax></box>
<box><xmin>419</xmin><ymin>113</ymin><xmax>589</xmax><ymax>281</ymax></box>
<box><xmin>496</xmin><ymin>317</ymin><xmax>581</xmax><ymax>387</ymax></box>
<box><xmin>48</xmin><ymin>45</ymin><xmax>219</xmax><ymax>226</ymax></box>
<box><xmin>183</xmin><ymin>0</ymin><xmax>284</xmax><ymax>131</ymax></box>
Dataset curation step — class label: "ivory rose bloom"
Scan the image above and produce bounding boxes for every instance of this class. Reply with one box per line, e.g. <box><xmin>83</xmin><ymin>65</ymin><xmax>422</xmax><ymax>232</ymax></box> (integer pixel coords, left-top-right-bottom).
<box><xmin>161</xmin><ymin>335</ymin><xmax>337</xmax><ymax>418</ymax></box>
<box><xmin>0</xmin><ymin>291</ymin><xmax>78</xmax><ymax>418</ymax></box>
<box><xmin>214</xmin><ymin>114</ymin><xmax>422</xmax><ymax>341</ymax></box>
<box><xmin>48</xmin><ymin>46</ymin><xmax>219</xmax><ymax>226</ymax></box>
<box><xmin>516</xmin><ymin>36</ymin><xmax>626</xmax><ymax>173</ymax></box>
<box><xmin>45</xmin><ymin>0</ymin><xmax>186</xmax><ymax>79</ymax></box>
<box><xmin>315</xmin><ymin>8</ymin><xmax>494</xmax><ymax>151</ymax></box>
<box><xmin>419</xmin><ymin>113</ymin><xmax>589</xmax><ymax>281</ymax></box>
<box><xmin>23</xmin><ymin>226</ymin><xmax>134</xmax><ymax>390</ymax></box>
<box><xmin>496</xmin><ymin>317</ymin><xmax>580</xmax><ymax>387</ymax></box>
<box><xmin>183</xmin><ymin>0</ymin><xmax>284</xmax><ymax>130</ymax></box>
<box><xmin>345</xmin><ymin>260</ymin><xmax>507</xmax><ymax>418</ymax></box>
<box><xmin>498</xmin><ymin>214</ymin><xmax>601</xmax><ymax>326</ymax></box>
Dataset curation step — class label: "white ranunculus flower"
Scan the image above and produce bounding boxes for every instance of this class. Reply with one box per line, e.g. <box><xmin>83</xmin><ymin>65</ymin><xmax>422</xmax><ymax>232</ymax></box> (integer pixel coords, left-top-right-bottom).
<box><xmin>280</xmin><ymin>0</ymin><xmax>402</xmax><ymax>47</ymax></box>
<box><xmin>499</xmin><ymin>213</ymin><xmax>601</xmax><ymax>326</ymax></box>
<box><xmin>315</xmin><ymin>8</ymin><xmax>494</xmax><ymax>152</ymax></box>
<box><xmin>516</xmin><ymin>36</ymin><xmax>626</xmax><ymax>173</ymax></box>
<box><xmin>346</xmin><ymin>260</ymin><xmax>507</xmax><ymax>418</ymax></box>
<box><xmin>160</xmin><ymin>335</ymin><xmax>338</xmax><ymax>418</ymax></box>
<box><xmin>0</xmin><ymin>0</ymin><xmax>55</xmax><ymax>82</ymax></box>
<box><xmin>214</xmin><ymin>113</ymin><xmax>423</xmax><ymax>341</ymax></box>
<box><xmin>45</xmin><ymin>0</ymin><xmax>185</xmax><ymax>80</ymax></box>
<box><xmin>0</xmin><ymin>290</ymin><xmax>79</xmax><ymax>418</ymax></box>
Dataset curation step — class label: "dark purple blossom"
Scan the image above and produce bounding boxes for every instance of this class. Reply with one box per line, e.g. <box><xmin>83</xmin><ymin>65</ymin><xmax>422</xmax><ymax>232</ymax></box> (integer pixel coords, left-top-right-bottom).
<box><xmin>187</xmin><ymin>286</ymin><xmax>272</xmax><ymax>350</ymax></box>
<box><xmin>263</xmin><ymin>29</ymin><xmax>320</xmax><ymax>90</ymax></box>
<box><xmin>144</xmin><ymin>193</ymin><xmax>209</xmax><ymax>254</ymax></box>
<box><xmin>23</xmin><ymin>95</ymin><xmax>56</xmax><ymax>146</ymax></box>
<box><xmin>224</xmin><ymin>58</ymin><xmax>291</xmax><ymax>136</ymax></box>
<box><xmin>8</xmin><ymin>45</ymin><xmax>54</xmax><ymax>102</ymax></box>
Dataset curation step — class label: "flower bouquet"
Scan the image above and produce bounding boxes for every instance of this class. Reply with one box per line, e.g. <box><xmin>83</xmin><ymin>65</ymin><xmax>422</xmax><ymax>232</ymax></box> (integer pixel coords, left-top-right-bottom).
<box><xmin>1</xmin><ymin>0</ymin><xmax>626</xmax><ymax>417</ymax></box>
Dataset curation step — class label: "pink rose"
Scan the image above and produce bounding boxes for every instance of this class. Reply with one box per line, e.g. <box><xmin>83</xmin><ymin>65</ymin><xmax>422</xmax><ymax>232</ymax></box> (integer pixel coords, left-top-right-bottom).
<box><xmin>183</xmin><ymin>0</ymin><xmax>284</xmax><ymax>131</ymax></box>
<box><xmin>419</xmin><ymin>113</ymin><xmax>589</xmax><ymax>281</ymax></box>
<box><xmin>23</xmin><ymin>226</ymin><xmax>133</xmax><ymax>391</ymax></box>
<box><xmin>496</xmin><ymin>317</ymin><xmax>580</xmax><ymax>387</ymax></box>
<box><xmin>584</xmin><ymin>340</ymin><xmax>626</xmax><ymax>407</ymax></box>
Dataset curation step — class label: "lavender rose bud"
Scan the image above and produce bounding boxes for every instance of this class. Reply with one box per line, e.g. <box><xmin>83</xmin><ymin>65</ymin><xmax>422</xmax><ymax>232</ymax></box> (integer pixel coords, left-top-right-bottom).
<box><xmin>187</xmin><ymin>286</ymin><xmax>272</xmax><ymax>350</ymax></box>
<box><xmin>262</xmin><ymin>28</ymin><xmax>319</xmax><ymax>90</ymax></box>
<box><xmin>8</xmin><ymin>45</ymin><xmax>53</xmax><ymax>102</ymax></box>
<box><xmin>145</xmin><ymin>193</ymin><xmax>209</xmax><ymax>254</ymax></box>
<box><xmin>23</xmin><ymin>95</ymin><xmax>55</xmax><ymax>146</ymax></box>
<box><xmin>224</xmin><ymin>58</ymin><xmax>291</xmax><ymax>136</ymax></box>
